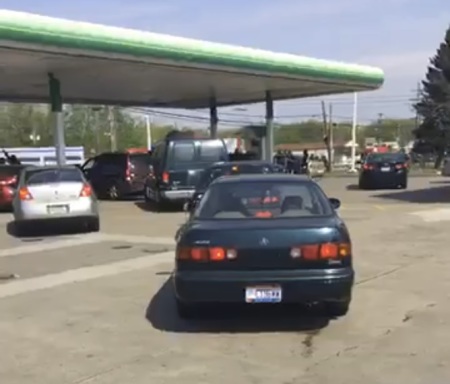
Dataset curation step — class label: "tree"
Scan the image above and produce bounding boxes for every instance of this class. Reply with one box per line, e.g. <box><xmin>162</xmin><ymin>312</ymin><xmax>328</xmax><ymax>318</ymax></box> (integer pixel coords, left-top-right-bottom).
<box><xmin>413</xmin><ymin>25</ymin><xmax>450</xmax><ymax>167</ymax></box>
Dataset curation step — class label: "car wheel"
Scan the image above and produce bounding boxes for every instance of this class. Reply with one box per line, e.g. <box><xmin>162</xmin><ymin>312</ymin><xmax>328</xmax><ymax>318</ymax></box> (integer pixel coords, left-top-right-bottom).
<box><xmin>176</xmin><ymin>299</ymin><xmax>200</xmax><ymax>319</ymax></box>
<box><xmin>107</xmin><ymin>184</ymin><xmax>120</xmax><ymax>200</ymax></box>
<box><xmin>399</xmin><ymin>181</ymin><xmax>407</xmax><ymax>189</ymax></box>
<box><xmin>358</xmin><ymin>180</ymin><xmax>366</xmax><ymax>190</ymax></box>
<box><xmin>324</xmin><ymin>300</ymin><xmax>350</xmax><ymax>317</ymax></box>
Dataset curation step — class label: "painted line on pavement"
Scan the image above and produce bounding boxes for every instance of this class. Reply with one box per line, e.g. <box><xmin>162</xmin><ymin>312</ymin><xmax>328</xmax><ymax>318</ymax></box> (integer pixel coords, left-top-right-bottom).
<box><xmin>0</xmin><ymin>251</ymin><xmax>173</xmax><ymax>299</ymax></box>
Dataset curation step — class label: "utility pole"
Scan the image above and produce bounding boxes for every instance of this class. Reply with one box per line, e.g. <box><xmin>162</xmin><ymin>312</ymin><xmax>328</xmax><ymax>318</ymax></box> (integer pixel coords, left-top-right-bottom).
<box><xmin>328</xmin><ymin>103</ymin><xmax>334</xmax><ymax>169</ymax></box>
<box><xmin>108</xmin><ymin>106</ymin><xmax>117</xmax><ymax>152</ymax></box>
<box><xmin>414</xmin><ymin>81</ymin><xmax>421</xmax><ymax>130</ymax></box>
<box><xmin>321</xmin><ymin>100</ymin><xmax>332</xmax><ymax>171</ymax></box>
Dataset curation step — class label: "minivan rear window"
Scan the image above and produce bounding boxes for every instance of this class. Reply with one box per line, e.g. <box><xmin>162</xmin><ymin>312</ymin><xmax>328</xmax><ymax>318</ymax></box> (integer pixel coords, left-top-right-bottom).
<box><xmin>167</xmin><ymin>140</ymin><xmax>226</xmax><ymax>170</ymax></box>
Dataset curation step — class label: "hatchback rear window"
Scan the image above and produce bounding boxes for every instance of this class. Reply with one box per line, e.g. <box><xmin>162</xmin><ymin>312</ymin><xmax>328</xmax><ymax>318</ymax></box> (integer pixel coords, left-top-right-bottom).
<box><xmin>25</xmin><ymin>168</ymin><xmax>83</xmax><ymax>185</ymax></box>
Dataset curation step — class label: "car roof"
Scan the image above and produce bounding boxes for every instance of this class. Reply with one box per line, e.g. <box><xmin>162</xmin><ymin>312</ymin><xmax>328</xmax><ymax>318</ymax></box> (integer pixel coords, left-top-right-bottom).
<box><xmin>211</xmin><ymin>173</ymin><xmax>311</xmax><ymax>185</ymax></box>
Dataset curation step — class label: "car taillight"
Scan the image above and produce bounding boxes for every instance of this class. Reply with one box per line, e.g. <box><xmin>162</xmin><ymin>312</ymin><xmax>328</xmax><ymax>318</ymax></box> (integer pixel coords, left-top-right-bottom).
<box><xmin>0</xmin><ymin>176</ymin><xmax>17</xmax><ymax>186</ymax></box>
<box><xmin>18</xmin><ymin>187</ymin><xmax>33</xmax><ymax>201</ymax></box>
<box><xmin>290</xmin><ymin>242</ymin><xmax>351</xmax><ymax>260</ymax></box>
<box><xmin>176</xmin><ymin>247</ymin><xmax>237</xmax><ymax>262</ymax></box>
<box><xmin>363</xmin><ymin>164</ymin><xmax>374</xmax><ymax>170</ymax></box>
<box><xmin>395</xmin><ymin>163</ymin><xmax>407</xmax><ymax>169</ymax></box>
<box><xmin>162</xmin><ymin>171</ymin><xmax>169</xmax><ymax>183</ymax></box>
<box><xmin>125</xmin><ymin>160</ymin><xmax>132</xmax><ymax>181</ymax></box>
<box><xmin>80</xmin><ymin>184</ymin><xmax>93</xmax><ymax>197</ymax></box>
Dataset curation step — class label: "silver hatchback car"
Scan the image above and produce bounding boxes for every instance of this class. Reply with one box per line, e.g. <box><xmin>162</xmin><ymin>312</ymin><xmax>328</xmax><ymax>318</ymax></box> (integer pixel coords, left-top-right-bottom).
<box><xmin>12</xmin><ymin>166</ymin><xmax>100</xmax><ymax>234</ymax></box>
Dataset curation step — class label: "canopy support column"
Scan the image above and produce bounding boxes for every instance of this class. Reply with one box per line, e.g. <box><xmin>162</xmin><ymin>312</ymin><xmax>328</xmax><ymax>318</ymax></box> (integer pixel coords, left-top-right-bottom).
<box><xmin>209</xmin><ymin>98</ymin><xmax>218</xmax><ymax>139</ymax></box>
<box><xmin>48</xmin><ymin>73</ymin><xmax>66</xmax><ymax>166</ymax></box>
<box><xmin>263</xmin><ymin>91</ymin><xmax>274</xmax><ymax>162</ymax></box>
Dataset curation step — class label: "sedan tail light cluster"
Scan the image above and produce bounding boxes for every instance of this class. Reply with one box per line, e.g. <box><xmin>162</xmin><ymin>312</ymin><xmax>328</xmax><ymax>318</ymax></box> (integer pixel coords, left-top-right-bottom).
<box><xmin>79</xmin><ymin>184</ymin><xmax>93</xmax><ymax>197</ymax></box>
<box><xmin>176</xmin><ymin>247</ymin><xmax>237</xmax><ymax>262</ymax></box>
<box><xmin>290</xmin><ymin>242</ymin><xmax>351</xmax><ymax>260</ymax></box>
<box><xmin>395</xmin><ymin>163</ymin><xmax>408</xmax><ymax>170</ymax></box>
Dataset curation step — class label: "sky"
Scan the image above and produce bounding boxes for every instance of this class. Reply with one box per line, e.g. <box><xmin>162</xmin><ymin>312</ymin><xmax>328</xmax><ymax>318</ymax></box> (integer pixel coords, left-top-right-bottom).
<box><xmin>2</xmin><ymin>0</ymin><xmax>450</xmax><ymax>128</ymax></box>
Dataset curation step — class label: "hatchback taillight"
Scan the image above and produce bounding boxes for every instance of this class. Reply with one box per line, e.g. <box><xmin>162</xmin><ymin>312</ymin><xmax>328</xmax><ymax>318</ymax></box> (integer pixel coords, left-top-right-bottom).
<box><xmin>80</xmin><ymin>184</ymin><xmax>93</xmax><ymax>197</ymax></box>
<box><xmin>162</xmin><ymin>171</ymin><xmax>170</xmax><ymax>183</ymax></box>
<box><xmin>363</xmin><ymin>164</ymin><xmax>374</xmax><ymax>170</ymax></box>
<box><xmin>18</xmin><ymin>187</ymin><xmax>33</xmax><ymax>201</ymax></box>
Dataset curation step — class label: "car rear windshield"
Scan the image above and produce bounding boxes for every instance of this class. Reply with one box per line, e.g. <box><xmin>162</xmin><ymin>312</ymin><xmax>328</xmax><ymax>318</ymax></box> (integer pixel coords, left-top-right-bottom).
<box><xmin>196</xmin><ymin>164</ymin><xmax>275</xmax><ymax>190</ymax></box>
<box><xmin>366</xmin><ymin>153</ymin><xmax>407</xmax><ymax>163</ymax></box>
<box><xmin>194</xmin><ymin>180</ymin><xmax>333</xmax><ymax>219</ymax></box>
<box><xmin>25</xmin><ymin>168</ymin><xmax>84</xmax><ymax>185</ymax></box>
<box><xmin>167</xmin><ymin>141</ymin><xmax>226</xmax><ymax>170</ymax></box>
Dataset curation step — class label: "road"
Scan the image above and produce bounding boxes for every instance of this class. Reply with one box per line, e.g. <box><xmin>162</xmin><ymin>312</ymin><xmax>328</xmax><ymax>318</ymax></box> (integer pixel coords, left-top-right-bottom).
<box><xmin>1</xmin><ymin>176</ymin><xmax>450</xmax><ymax>384</ymax></box>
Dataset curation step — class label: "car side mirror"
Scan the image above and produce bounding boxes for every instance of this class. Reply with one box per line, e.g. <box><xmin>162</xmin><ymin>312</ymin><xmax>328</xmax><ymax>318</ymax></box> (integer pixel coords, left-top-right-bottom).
<box><xmin>329</xmin><ymin>197</ymin><xmax>341</xmax><ymax>210</ymax></box>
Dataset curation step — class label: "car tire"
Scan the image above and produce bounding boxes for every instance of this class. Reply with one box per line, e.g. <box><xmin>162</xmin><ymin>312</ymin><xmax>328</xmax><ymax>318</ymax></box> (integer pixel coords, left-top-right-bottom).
<box><xmin>399</xmin><ymin>181</ymin><xmax>407</xmax><ymax>189</ymax></box>
<box><xmin>324</xmin><ymin>300</ymin><xmax>350</xmax><ymax>317</ymax></box>
<box><xmin>176</xmin><ymin>299</ymin><xmax>200</xmax><ymax>319</ymax></box>
<box><xmin>358</xmin><ymin>180</ymin><xmax>366</xmax><ymax>190</ymax></box>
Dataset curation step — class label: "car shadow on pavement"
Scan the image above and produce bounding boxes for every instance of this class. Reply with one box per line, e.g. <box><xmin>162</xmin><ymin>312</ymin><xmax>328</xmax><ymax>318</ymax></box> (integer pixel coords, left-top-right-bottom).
<box><xmin>134</xmin><ymin>201</ymin><xmax>183</xmax><ymax>213</ymax></box>
<box><xmin>145</xmin><ymin>278</ymin><xmax>330</xmax><ymax>334</ymax></box>
<box><xmin>6</xmin><ymin>220</ymin><xmax>92</xmax><ymax>238</ymax></box>
<box><xmin>372</xmin><ymin>185</ymin><xmax>450</xmax><ymax>204</ymax></box>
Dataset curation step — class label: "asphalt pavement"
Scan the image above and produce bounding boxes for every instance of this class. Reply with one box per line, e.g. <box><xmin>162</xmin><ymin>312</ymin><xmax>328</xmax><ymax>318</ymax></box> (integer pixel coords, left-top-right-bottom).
<box><xmin>1</xmin><ymin>176</ymin><xmax>450</xmax><ymax>384</ymax></box>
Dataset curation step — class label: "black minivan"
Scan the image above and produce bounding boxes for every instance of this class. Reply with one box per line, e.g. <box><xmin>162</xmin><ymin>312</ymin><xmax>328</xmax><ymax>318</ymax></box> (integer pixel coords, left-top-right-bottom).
<box><xmin>144</xmin><ymin>138</ymin><xmax>228</xmax><ymax>208</ymax></box>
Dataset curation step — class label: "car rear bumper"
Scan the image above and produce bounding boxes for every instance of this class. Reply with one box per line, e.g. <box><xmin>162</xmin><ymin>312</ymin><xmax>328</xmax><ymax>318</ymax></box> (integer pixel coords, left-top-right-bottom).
<box><xmin>174</xmin><ymin>268</ymin><xmax>354</xmax><ymax>304</ymax></box>
<box><xmin>14</xmin><ymin>198</ymin><xmax>99</xmax><ymax>221</ymax></box>
<box><xmin>161</xmin><ymin>189</ymin><xmax>195</xmax><ymax>201</ymax></box>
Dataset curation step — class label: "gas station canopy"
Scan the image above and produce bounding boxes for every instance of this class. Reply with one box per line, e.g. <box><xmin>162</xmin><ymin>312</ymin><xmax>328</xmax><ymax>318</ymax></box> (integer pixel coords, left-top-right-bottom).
<box><xmin>0</xmin><ymin>10</ymin><xmax>384</xmax><ymax>109</ymax></box>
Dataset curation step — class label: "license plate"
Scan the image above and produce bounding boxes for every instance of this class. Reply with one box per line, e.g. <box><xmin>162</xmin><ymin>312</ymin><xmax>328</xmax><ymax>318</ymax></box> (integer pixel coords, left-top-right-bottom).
<box><xmin>245</xmin><ymin>286</ymin><xmax>282</xmax><ymax>303</ymax></box>
<box><xmin>47</xmin><ymin>205</ymin><xmax>69</xmax><ymax>214</ymax></box>
<box><xmin>381</xmin><ymin>167</ymin><xmax>390</xmax><ymax>172</ymax></box>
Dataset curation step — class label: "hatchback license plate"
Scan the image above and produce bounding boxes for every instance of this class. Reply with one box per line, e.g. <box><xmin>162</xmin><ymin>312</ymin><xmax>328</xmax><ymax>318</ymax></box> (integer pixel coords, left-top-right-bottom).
<box><xmin>47</xmin><ymin>205</ymin><xmax>68</xmax><ymax>214</ymax></box>
<box><xmin>381</xmin><ymin>166</ymin><xmax>390</xmax><ymax>172</ymax></box>
<box><xmin>245</xmin><ymin>286</ymin><xmax>282</xmax><ymax>303</ymax></box>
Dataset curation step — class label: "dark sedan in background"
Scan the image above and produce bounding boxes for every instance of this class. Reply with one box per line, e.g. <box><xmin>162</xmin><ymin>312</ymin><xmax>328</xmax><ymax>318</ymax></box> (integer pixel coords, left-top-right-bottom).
<box><xmin>358</xmin><ymin>152</ymin><xmax>408</xmax><ymax>190</ymax></box>
<box><xmin>175</xmin><ymin>174</ymin><xmax>354</xmax><ymax>319</ymax></box>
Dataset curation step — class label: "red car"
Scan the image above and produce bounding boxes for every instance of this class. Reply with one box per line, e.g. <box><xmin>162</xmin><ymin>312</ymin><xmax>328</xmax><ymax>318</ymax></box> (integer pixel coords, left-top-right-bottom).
<box><xmin>0</xmin><ymin>165</ymin><xmax>24</xmax><ymax>210</ymax></box>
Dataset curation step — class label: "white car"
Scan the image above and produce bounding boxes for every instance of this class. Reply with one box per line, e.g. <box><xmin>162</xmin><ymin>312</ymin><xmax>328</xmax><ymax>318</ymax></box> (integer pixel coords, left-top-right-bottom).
<box><xmin>12</xmin><ymin>166</ymin><xmax>100</xmax><ymax>234</ymax></box>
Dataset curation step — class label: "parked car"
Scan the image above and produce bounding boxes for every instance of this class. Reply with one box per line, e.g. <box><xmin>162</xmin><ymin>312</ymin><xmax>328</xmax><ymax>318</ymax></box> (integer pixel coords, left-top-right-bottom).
<box><xmin>0</xmin><ymin>164</ymin><xmax>26</xmax><ymax>210</ymax></box>
<box><xmin>12</xmin><ymin>166</ymin><xmax>100</xmax><ymax>235</ymax></box>
<box><xmin>81</xmin><ymin>152</ymin><xmax>152</xmax><ymax>199</ymax></box>
<box><xmin>144</xmin><ymin>137</ymin><xmax>228</xmax><ymax>209</ymax></box>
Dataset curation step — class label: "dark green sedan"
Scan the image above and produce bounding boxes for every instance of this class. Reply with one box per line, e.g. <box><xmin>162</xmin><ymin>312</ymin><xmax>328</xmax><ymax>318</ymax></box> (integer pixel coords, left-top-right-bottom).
<box><xmin>174</xmin><ymin>174</ymin><xmax>354</xmax><ymax>319</ymax></box>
